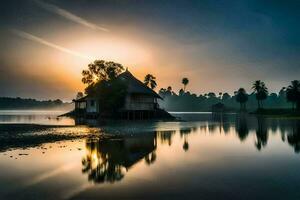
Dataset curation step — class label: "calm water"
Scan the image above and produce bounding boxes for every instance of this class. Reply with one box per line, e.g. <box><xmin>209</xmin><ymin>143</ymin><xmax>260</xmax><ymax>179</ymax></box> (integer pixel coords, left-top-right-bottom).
<box><xmin>0</xmin><ymin>110</ymin><xmax>74</xmax><ymax>125</ymax></box>
<box><xmin>0</xmin><ymin>111</ymin><xmax>300</xmax><ymax>200</ymax></box>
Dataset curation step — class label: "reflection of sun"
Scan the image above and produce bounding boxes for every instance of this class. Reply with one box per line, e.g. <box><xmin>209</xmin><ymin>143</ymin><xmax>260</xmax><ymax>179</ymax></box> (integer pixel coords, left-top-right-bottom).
<box><xmin>91</xmin><ymin>150</ymin><xmax>99</xmax><ymax>169</ymax></box>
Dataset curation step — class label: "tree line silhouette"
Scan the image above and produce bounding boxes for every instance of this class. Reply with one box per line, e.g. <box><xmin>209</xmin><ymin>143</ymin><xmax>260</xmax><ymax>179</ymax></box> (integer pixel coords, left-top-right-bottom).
<box><xmin>158</xmin><ymin>79</ymin><xmax>300</xmax><ymax>112</ymax></box>
<box><xmin>0</xmin><ymin>97</ymin><xmax>69</xmax><ymax>110</ymax></box>
<box><xmin>78</xmin><ymin>59</ymin><xmax>299</xmax><ymax>113</ymax></box>
<box><xmin>137</xmin><ymin>72</ymin><xmax>299</xmax><ymax>112</ymax></box>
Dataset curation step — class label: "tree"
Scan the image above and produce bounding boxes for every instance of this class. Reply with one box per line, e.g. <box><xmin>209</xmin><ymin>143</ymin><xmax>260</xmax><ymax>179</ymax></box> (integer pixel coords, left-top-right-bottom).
<box><xmin>207</xmin><ymin>92</ymin><xmax>216</xmax><ymax>99</ymax></box>
<box><xmin>86</xmin><ymin>79</ymin><xmax>127</xmax><ymax>114</ymax></box>
<box><xmin>252</xmin><ymin>80</ymin><xmax>268</xmax><ymax>109</ymax></box>
<box><xmin>182</xmin><ymin>78</ymin><xmax>189</xmax><ymax>92</ymax></box>
<box><xmin>81</xmin><ymin>60</ymin><xmax>126</xmax><ymax>115</ymax></box>
<box><xmin>166</xmin><ymin>86</ymin><xmax>172</xmax><ymax>96</ymax></box>
<box><xmin>76</xmin><ymin>92</ymin><xmax>84</xmax><ymax>100</ymax></box>
<box><xmin>218</xmin><ymin>92</ymin><xmax>223</xmax><ymax>99</ymax></box>
<box><xmin>53</xmin><ymin>99</ymin><xmax>63</xmax><ymax>105</ymax></box>
<box><xmin>159</xmin><ymin>88</ymin><xmax>167</xmax><ymax>98</ymax></box>
<box><xmin>179</xmin><ymin>88</ymin><xmax>185</xmax><ymax>96</ymax></box>
<box><xmin>82</xmin><ymin>60</ymin><xmax>124</xmax><ymax>85</ymax></box>
<box><xmin>286</xmin><ymin>80</ymin><xmax>300</xmax><ymax>110</ymax></box>
<box><xmin>235</xmin><ymin>88</ymin><xmax>248</xmax><ymax>111</ymax></box>
<box><xmin>144</xmin><ymin>74</ymin><xmax>157</xmax><ymax>89</ymax></box>
<box><xmin>222</xmin><ymin>93</ymin><xmax>231</xmax><ymax>101</ymax></box>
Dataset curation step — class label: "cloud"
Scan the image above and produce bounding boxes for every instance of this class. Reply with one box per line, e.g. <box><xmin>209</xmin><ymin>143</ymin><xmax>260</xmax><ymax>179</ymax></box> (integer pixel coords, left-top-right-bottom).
<box><xmin>34</xmin><ymin>0</ymin><xmax>109</xmax><ymax>32</ymax></box>
<box><xmin>12</xmin><ymin>29</ymin><xmax>93</xmax><ymax>60</ymax></box>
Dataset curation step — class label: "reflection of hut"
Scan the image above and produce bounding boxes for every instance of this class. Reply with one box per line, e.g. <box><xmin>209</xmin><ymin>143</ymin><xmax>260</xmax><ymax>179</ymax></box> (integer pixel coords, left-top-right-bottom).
<box><xmin>82</xmin><ymin>132</ymin><xmax>157</xmax><ymax>183</ymax></box>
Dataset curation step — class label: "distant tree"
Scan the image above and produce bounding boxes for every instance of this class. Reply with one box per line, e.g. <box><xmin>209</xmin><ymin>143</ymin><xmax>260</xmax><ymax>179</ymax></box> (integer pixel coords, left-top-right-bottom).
<box><xmin>252</xmin><ymin>80</ymin><xmax>268</xmax><ymax>109</ymax></box>
<box><xmin>179</xmin><ymin>88</ymin><xmax>185</xmax><ymax>96</ymax></box>
<box><xmin>159</xmin><ymin>88</ymin><xmax>167</xmax><ymax>98</ymax></box>
<box><xmin>82</xmin><ymin>60</ymin><xmax>124</xmax><ymax>85</ymax></box>
<box><xmin>279</xmin><ymin>87</ymin><xmax>286</xmax><ymax>99</ymax></box>
<box><xmin>76</xmin><ymin>92</ymin><xmax>84</xmax><ymax>99</ymax></box>
<box><xmin>144</xmin><ymin>74</ymin><xmax>157</xmax><ymax>89</ymax></box>
<box><xmin>235</xmin><ymin>88</ymin><xmax>248</xmax><ymax>111</ymax></box>
<box><xmin>198</xmin><ymin>94</ymin><xmax>207</xmax><ymax>101</ymax></box>
<box><xmin>166</xmin><ymin>86</ymin><xmax>172</xmax><ymax>96</ymax></box>
<box><xmin>286</xmin><ymin>80</ymin><xmax>300</xmax><ymax>110</ymax></box>
<box><xmin>222</xmin><ymin>93</ymin><xmax>231</xmax><ymax>101</ymax></box>
<box><xmin>53</xmin><ymin>99</ymin><xmax>63</xmax><ymax>105</ymax></box>
<box><xmin>182</xmin><ymin>78</ymin><xmax>189</xmax><ymax>92</ymax></box>
<box><xmin>269</xmin><ymin>93</ymin><xmax>278</xmax><ymax>99</ymax></box>
<box><xmin>159</xmin><ymin>87</ymin><xmax>172</xmax><ymax>98</ymax></box>
<box><xmin>207</xmin><ymin>92</ymin><xmax>216</xmax><ymax>99</ymax></box>
<box><xmin>218</xmin><ymin>92</ymin><xmax>223</xmax><ymax>99</ymax></box>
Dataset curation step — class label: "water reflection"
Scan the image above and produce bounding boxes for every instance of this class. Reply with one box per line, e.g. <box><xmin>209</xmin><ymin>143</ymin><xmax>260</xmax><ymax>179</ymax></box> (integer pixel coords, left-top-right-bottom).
<box><xmin>287</xmin><ymin>121</ymin><xmax>300</xmax><ymax>153</ymax></box>
<box><xmin>255</xmin><ymin>116</ymin><xmax>268</xmax><ymax>150</ymax></box>
<box><xmin>0</xmin><ymin>110</ymin><xmax>74</xmax><ymax>125</ymax></box>
<box><xmin>236</xmin><ymin>114</ymin><xmax>249</xmax><ymax>141</ymax></box>
<box><xmin>212</xmin><ymin>113</ymin><xmax>231</xmax><ymax>134</ymax></box>
<box><xmin>179</xmin><ymin>127</ymin><xmax>196</xmax><ymax>151</ymax></box>
<box><xmin>2</xmin><ymin>113</ymin><xmax>300</xmax><ymax>200</ymax></box>
<box><xmin>82</xmin><ymin>133</ymin><xmax>157</xmax><ymax>183</ymax></box>
<box><xmin>157</xmin><ymin>130</ymin><xmax>175</xmax><ymax>146</ymax></box>
<box><xmin>78</xmin><ymin>114</ymin><xmax>300</xmax><ymax>184</ymax></box>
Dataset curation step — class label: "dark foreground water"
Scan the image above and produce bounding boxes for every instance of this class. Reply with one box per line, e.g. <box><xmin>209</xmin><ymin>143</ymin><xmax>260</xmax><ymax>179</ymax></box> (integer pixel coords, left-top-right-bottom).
<box><xmin>0</xmin><ymin>111</ymin><xmax>300</xmax><ymax>200</ymax></box>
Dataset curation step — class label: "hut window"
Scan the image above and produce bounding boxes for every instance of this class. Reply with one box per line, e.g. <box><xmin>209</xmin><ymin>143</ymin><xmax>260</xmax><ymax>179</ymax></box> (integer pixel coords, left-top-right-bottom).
<box><xmin>90</xmin><ymin>100</ymin><xmax>95</xmax><ymax>107</ymax></box>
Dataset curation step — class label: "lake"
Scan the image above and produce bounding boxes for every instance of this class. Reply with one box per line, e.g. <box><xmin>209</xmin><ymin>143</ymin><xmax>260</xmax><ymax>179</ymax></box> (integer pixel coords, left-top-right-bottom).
<box><xmin>0</xmin><ymin>110</ymin><xmax>300</xmax><ymax>200</ymax></box>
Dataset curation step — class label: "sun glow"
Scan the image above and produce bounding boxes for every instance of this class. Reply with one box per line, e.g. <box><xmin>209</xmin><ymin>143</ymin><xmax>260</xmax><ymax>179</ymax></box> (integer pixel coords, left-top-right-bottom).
<box><xmin>70</xmin><ymin>36</ymin><xmax>153</xmax><ymax>68</ymax></box>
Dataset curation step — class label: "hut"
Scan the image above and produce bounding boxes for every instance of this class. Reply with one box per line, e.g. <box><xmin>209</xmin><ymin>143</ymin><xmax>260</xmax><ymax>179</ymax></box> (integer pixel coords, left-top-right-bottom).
<box><xmin>74</xmin><ymin>70</ymin><xmax>172</xmax><ymax>120</ymax></box>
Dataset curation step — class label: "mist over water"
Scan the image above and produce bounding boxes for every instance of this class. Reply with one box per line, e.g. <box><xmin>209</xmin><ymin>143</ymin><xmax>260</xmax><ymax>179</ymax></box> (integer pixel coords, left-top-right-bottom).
<box><xmin>0</xmin><ymin>110</ymin><xmax>74</xmax><ymax>125</ymax></box>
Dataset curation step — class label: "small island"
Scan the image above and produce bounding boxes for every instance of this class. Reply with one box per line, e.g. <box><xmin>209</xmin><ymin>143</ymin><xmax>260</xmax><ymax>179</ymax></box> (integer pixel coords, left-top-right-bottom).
<box><xmin>70</xmin><ymin>60</ymin><xmax>174</xmax><ymax>120</ymax></box>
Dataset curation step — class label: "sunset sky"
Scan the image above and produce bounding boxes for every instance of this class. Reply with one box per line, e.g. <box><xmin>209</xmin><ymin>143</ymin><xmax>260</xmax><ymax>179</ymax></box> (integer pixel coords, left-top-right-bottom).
<box><xmin>0</xmin><ymin>0</ymin><xmax>299</xmax><ymax>100</ymax></box>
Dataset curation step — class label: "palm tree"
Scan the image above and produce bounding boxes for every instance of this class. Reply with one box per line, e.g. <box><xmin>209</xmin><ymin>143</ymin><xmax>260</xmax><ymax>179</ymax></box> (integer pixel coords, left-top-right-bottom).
<box><xmin>219</xmin><ymin>92</ymin><xmax>223</xmax><ymax>99</ymax></box>
<box><xmin>286</xmin><ymin>80</ymin><xmax>300</xmax><ymax>111</ymax></box>
<box><xmin>235</xmin><ymin>88</ymin><xmax>248</xmax><ymax>111</ymax></box>
<box><xmin>252</xmin><ymin>80</ymin><xmax>268</xmax><ymax>109</ymax></box>
<box><xmin>159</xmin><ymin>88</ymin><xmax>167</xmax><ymax>97</ymax></box>
<box><xmin>182</xmin><ymin>78</ymin><xmax>189</xmax><ymax>92</ymax></box>
<box><xmin>144</xmin><ymin>74</ymin><xmax>157</xmax><ymax>89</ymax></box>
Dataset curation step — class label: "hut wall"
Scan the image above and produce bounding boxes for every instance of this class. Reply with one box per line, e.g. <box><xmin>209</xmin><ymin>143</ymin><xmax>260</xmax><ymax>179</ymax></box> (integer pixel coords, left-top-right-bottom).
<box><xmin>86</xmin><ymin>98</ymin><xmax>98</xmax><ymax>113</ymax></box>
<box><xmin>124</xmin><ymin>94</ymin><xmax>156</xmax><ymax>110</ymax></box>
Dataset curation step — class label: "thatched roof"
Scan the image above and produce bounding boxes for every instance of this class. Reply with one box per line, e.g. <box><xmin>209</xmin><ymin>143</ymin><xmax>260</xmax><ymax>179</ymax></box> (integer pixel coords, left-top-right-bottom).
<box><xmin>118</xmin><ymin>70</ymin><xmax>162</xmax><ymax>99</ymax></box>
<box><xmin>73</xmin><ymin>95</ymin><xmax>88</xmax><ymax>102</ymax></box>
<box><xmin>74</xmin><ymin>70</ymin><xmax>162</xmax><ymax>102</ymax></box>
